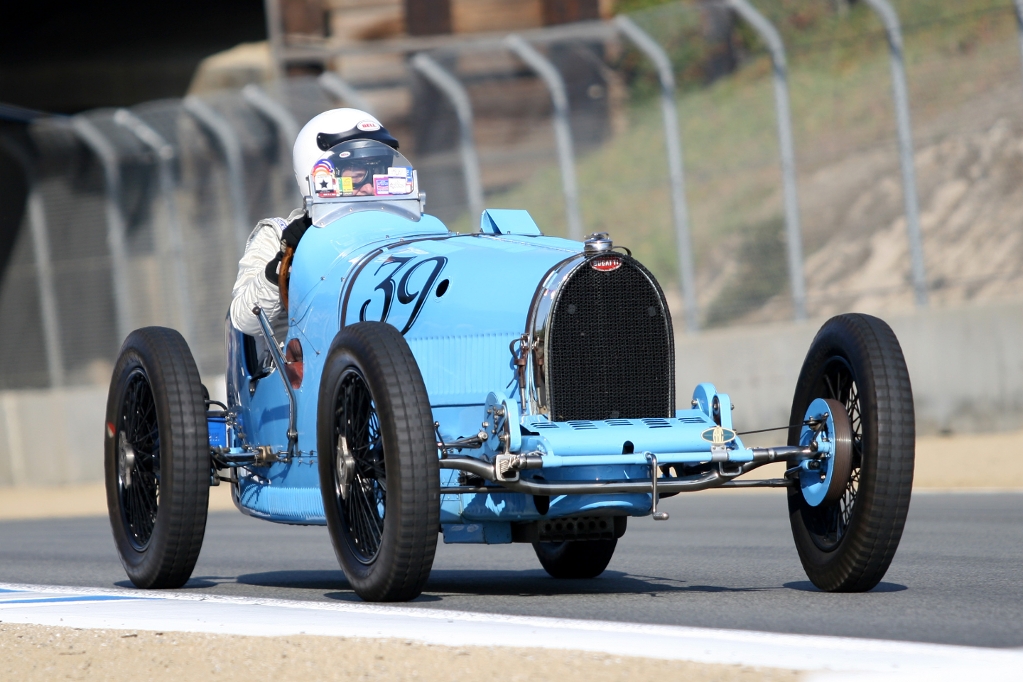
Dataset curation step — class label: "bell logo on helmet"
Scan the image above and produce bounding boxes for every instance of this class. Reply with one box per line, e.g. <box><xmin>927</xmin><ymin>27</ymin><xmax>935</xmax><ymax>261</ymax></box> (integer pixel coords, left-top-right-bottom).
<box><xmin>357</xmin><ymin>120</ymin><xmax>381</xmax><ymax>132</ymax></box>
<box><xmin>590</xmin><ymin>256</ymin><xmax>622</xmax><ymax>272</ymax></box>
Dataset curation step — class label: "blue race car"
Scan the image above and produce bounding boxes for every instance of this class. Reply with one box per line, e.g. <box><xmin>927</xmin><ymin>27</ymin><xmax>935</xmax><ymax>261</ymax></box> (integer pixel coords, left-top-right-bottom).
<box><xmin>104</xmin><ymin>139</ymin><xmax>915</xmax><ymax>601</ymax></box>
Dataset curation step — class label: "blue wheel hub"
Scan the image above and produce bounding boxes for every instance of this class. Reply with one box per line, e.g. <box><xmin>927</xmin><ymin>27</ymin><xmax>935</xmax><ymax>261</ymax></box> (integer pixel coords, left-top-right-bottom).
<box><xmin>798</xmin><ymin>398</ymin><xmax>854</xmax><ymax>507</ymax></box>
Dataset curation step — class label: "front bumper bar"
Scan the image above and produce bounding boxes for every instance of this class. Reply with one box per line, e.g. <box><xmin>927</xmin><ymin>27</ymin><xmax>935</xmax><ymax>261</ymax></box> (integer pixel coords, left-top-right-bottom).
<box><xmin>437</xmin><ymin>455</ymin><xmax>796</xmax><ymax>496</ymax></box>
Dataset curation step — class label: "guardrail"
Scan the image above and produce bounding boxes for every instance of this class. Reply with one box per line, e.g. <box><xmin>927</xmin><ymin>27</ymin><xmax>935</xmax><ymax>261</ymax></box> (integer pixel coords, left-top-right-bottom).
<box><xmin>3</xmin><ymin>1</ymin><xmax>1023</xmax><ymax>391</ymax></box>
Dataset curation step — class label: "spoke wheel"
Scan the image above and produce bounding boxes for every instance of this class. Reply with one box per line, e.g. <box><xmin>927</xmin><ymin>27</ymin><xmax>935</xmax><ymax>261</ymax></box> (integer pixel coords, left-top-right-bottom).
<box><xmin>802</xmin><ymin>370</ymin><xmax>861</xmax><ymax>549</ymax></box>
<box><xmin>105</xmin><ymin>327</ymin><xmax>209</xmax><ymax>589</ymax></box>
<box><xmin>787</xmin><ymin>314</ymin><xmax>914</xmax><ymax>592</ymax></box>
<box><xmin>335</xmin><ymin>368</ymin><xmax>386</xmax><ymax>564</ymax></box>
<box><xmin>117</xmin><ymin>369</ymin><xmax>161</xmax><ymax>550</ymax></box>
<box><xmin>319</xmin><ymin>322</ymin><xmax>439</xmax><ymax>602</ymax></box>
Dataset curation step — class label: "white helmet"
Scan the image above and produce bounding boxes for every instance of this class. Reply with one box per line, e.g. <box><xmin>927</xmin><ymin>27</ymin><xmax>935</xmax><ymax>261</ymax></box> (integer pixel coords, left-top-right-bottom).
<box><xmin>292</xmin><ymin>108</ymin><xmax>399</xmax><ymax>196</ymax></box>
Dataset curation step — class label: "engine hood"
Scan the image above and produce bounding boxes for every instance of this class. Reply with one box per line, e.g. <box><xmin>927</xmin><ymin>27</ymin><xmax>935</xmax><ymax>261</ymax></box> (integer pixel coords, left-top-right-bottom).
<box><xmin>287</xmin><ymin>208</ymin><xmax>582</xmax><ymax>406</ymax></box>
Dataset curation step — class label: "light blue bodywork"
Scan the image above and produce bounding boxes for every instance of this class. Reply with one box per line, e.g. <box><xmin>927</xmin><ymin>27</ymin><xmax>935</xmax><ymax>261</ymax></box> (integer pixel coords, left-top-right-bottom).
<box><xmin>217</xmin><ymin>207</ymin><xmax>771</xmax><ymax>540</ymax></box>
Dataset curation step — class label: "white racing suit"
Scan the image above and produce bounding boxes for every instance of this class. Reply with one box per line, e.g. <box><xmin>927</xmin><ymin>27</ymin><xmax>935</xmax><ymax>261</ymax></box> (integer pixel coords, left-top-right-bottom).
<box><xmin>228</xmin><ymin>208</ymin><xmax>305</xmax><ymax>342</ymax></box>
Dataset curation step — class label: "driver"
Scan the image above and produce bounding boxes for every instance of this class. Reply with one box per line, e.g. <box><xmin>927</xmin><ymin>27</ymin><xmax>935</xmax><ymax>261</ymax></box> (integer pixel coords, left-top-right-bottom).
<box><xmin>338</xmin><ymin>159</ymin><xmax>375</xmax><ymax>196</ymax></box>
<box><xmin>229</xmin><ymin>108</ymin><xmax>399</xmax><ymax>339</ymax></box>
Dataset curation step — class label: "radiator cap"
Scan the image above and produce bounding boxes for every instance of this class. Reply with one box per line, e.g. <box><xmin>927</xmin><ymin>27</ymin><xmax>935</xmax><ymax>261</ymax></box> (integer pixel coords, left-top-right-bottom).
<box><xmin>584</xmin><ymin>232</ymin><xmax>613</xmax><ymax>252</ymax></box>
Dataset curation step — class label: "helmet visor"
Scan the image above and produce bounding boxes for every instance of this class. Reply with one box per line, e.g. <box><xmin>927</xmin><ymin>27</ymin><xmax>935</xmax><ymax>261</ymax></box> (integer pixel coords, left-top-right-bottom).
<box><xmin>309</xmin><ymin>140</ymin><xmax>416</xmax><ymax>199</ymax></box>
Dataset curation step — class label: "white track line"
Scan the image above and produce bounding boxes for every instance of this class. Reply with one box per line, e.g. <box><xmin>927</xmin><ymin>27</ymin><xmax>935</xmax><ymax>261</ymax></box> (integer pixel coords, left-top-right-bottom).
<box><xmin>1</xmin><ymin>583</ymin><xmax>1019</xmax><ymax>680</ymax></box>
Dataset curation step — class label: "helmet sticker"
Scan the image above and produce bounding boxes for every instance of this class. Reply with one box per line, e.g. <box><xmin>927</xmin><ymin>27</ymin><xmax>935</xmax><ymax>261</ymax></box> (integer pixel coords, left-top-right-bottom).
<box><xmin>373</xmin><ymin>167</ymin><xmax>413</xmax><ymax>196</ymax></box>
<box><xmin>340</xmin><ymin>176</ymin><xmax>354</xmax><ymax>195</ymax></box>
<box><xmin>312</xmin><ymin>159</ymin><xmax>339</xmax><ymax>198</ymax></box>
<box><xmin>388</xmin><ymin>176</ymin><xmax>408</xmax><ymax>194</ymax></box>
<box><xmin>339</xmin><ymin>151</ymin><xmax>351</xmax><ymax>158</ymax></box>
<box><xmin>356</xmin><ymin>120</ymin><xmax>381</xmax><ymax>132</ymax></box>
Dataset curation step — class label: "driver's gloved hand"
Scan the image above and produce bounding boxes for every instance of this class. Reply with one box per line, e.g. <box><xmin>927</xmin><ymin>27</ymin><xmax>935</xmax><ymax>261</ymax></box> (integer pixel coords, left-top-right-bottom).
<box><xmin>264</xmin><ymin>252</ymin><xmax>284</xmax><ymax>286</ymax></box>
<box><xmin>265</xmin><ymin>212</ymin><xmax>312</xmax><ymax>286</ymax></box>
<box><xmin>281</xmin><ymin>212</ymin><xmax>312</xmax><ymax>250</ymax></box>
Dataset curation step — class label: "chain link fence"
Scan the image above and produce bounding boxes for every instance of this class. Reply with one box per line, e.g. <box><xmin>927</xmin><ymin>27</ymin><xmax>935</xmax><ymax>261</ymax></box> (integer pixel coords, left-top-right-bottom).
<box><xmin>3</xmin><ymin>0</ymin><xmax>1023</xmax><ymax>392</ymax></box>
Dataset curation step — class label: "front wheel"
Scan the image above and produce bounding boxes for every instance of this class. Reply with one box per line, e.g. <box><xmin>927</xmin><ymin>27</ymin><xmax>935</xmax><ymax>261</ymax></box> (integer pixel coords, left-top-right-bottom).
<box><xmin>318</xmin><ymin>322</ymin><xmax>439</xmax><ymax>602</ymax></box>
<box><xmin>787</xmin><ymin>313</ymin><xmax>914</xmax><ymax>592</ymax></box>
<box><xmin>105</xmin><ymin>327</ymin><xmax>209</xmax><ymax>588</ymax></box>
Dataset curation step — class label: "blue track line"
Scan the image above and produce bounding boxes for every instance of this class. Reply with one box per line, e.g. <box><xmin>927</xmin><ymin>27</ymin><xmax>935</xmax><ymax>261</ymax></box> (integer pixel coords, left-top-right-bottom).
<box><xmin>0</xmin><ymin>595</ymin><xmax>142</xmax><ymax>605</ymax></box>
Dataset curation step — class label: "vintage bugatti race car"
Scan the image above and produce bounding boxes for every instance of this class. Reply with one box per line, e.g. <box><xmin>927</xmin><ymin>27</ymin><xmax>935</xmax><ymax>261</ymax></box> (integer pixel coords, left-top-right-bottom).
<box><xmin>104</xmin><ymin>139</ymin><xmax>915</xmax><ymax>602</ymax></box>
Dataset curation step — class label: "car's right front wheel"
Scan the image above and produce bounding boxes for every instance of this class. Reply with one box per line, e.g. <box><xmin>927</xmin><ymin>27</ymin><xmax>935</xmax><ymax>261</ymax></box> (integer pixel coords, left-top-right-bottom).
<box><xmin>318</xmin><ymin>322</ymin><xmax>439</xmax><ymax>602</ymax></box>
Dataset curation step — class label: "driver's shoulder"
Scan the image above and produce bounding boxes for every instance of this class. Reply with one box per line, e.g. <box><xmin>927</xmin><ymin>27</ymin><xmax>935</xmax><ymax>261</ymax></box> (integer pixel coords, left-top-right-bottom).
<box><xmin>258</xmin><ymin>208</ymin><xmax>305</xmax><ymax>231</ymax></box>
<box><xmin>247</xmin><ymin>208</ymin><xmax>305</xmax><ymax>246</ymax></box>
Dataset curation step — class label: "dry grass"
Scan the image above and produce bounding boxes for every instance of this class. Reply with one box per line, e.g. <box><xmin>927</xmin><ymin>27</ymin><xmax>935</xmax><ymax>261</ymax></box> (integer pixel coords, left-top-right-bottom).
<box><xmin>456</xmin><ymin>1</ymin><xmax>1023</xmax><ymax>326</ymax></box>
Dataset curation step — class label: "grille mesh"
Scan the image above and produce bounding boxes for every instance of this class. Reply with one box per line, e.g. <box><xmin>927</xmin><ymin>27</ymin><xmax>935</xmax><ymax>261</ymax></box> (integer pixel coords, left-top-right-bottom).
<box><xmin>546</xmin><ymin>256</ymin><xmax>674</xmax><ymax>421</ymax></box>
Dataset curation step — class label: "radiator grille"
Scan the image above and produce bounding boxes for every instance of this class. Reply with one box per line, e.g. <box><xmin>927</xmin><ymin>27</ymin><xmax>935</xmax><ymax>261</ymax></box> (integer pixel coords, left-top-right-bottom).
<box><xmin>546</xmin><ymin>255</ymin><xmax>674</xmax><ymax>421</ymax></box>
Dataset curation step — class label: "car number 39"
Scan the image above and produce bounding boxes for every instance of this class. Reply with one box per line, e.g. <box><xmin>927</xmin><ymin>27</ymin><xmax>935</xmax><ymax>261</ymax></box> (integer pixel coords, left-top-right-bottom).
<box><xmin>358</xmin><ymin>255</ymin><xmax>448</xmax><ymax>334</ymax></box>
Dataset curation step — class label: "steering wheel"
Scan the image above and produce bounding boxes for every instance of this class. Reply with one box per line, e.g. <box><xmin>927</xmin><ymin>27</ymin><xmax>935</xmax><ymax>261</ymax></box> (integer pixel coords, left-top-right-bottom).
<box><xmin>278</xmin><ymin>244</ymin><xmax>296</xmax><ymax>312</ymax></box>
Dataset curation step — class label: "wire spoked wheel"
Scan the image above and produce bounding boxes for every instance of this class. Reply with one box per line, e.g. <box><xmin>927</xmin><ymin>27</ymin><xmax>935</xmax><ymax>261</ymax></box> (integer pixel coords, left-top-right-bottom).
<box><xmin>334</xmin><ymin>368</ymin><xmax>386</xmax><ymax>564</ymax></box>
<box><xmin>319</xmin><ymin>322</ymin><xmax>439</xmax><ymax>602</ymax></box>
<box><xmin>117</xmin><ymin>369</ymin><xmax>161</xmax><ymax>550</ymax></box>
<box><xmin>787</xmin><ymin>314</ymin><xmax>915</xmax><ymax>592</ymax></box>
<box><xmin>105</xmin><ymin>327</ymin><xmax>209</xmax><ymax>589</ymax></box>
<box><xmin>801</xmin><ymin>370</ymin><xmax>861</xmax><ymax>550</ymax></box>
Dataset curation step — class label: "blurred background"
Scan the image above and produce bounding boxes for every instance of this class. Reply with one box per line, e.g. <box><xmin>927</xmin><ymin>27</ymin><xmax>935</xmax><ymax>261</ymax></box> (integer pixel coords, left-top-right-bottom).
<box><xmin>1</xmin><ymin>0</ymin><xmax>1022</xmax><ymax>488</ymax></box>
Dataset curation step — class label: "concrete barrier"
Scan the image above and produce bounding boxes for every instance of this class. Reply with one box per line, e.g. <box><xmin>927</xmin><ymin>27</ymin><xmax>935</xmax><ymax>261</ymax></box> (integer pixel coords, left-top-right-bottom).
<box><xmin>1</xmin><ymin>300</ymin><xmax>1020</xmax><ymax>488</ymax></box>
<box><xmin>0</xmin><ymin>386</ymin><xmax>107</xmax><ymax>488</ymax></box>
<box><xmin>0</xmin><ymin>377</ymin><xmax>227</xmax><ymax>489</ymax></box>
<box><xmin>676</xmin><ymin>299</ymin><xmax>1023</xmax><ymax>436</ymax></box>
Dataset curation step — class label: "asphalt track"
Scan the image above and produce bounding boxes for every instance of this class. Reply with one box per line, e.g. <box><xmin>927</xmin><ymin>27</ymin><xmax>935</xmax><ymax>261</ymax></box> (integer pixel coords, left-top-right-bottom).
<box><xmin>1</xmin><ymin>491</ymin><xmax>1020</xmax><ymax>649</ymax></box>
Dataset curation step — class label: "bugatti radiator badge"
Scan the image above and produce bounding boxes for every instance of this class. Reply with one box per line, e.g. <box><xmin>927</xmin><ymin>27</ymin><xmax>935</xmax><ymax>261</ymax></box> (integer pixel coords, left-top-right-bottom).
<box><xmin>590</xmin><ymin>256</ymin><xmax>622</xmax><ymax>272</ymax></box>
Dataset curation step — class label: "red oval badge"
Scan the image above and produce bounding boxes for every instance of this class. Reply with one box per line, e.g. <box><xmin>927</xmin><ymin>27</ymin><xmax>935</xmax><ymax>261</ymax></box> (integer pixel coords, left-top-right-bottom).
<box><xmin>590</xmin><ymin>256</ymin><xmax>622</xmax><ymax>272</ymax></box>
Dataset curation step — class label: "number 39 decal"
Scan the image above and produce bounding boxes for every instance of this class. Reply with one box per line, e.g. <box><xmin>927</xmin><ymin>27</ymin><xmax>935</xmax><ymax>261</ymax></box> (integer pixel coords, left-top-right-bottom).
<box><xmin>359</xmin><ymin>255</ymin><xmax>448</xmax><ymax>333</ymax></box>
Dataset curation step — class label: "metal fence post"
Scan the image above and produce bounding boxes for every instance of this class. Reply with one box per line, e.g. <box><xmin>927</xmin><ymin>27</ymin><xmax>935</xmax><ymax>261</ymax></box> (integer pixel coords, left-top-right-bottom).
<box><xmin>114</xmin><ymin>108</ymin><xmax>196</xmax><ymax>345</ymax></box>
<box><xmin>318</xmin><ymin>72</ymin><xmax>377</xmax><ymax>115</ymax></box>
<box><xmin>183</xmin><ymin>96</ymin><xmax>251</xmax><ymax>260</ymax></box>
<box><xmin>2</xmin><ymin>139</ymin><xmax>65</xmax><ymax>387</ymax></box>
<box><xmin>410</xmin><ymin>53</ymin><xmax>486</xmax><ymax>224</ymax></box>
<box><xmin>861</xmin><ymin>0</ymin><xmax>928</xmax><ymax>307</ymax></box>
<box><xmin>615</xmin><ymin>15</ymin><xmax>699</xmax><ymax>333</ymax></box>
<box><xmin>1013</xmin><ymin>2</ymin><xmax>1023</xmax><ymax>99</ymax></box>
<box><xmin>242</xmin><ymin>84</ymin><xmax>303</xmax><ymax>208</ymax></box>
<box><xmin>505</xmin><ymin>35</ymin><xmax>584</xmax><ymax>242</ymax></box>
<box><xmin>27</xmin><ymin>189</ymin><xmax>65</xmax><ymax>387</ymax></box>
<box><xmin>263</xmin><ymin>0</ymin><xmax>286</xmax><ymax>84</ymax></box>
<box><xmin>726</xmin><ymin>0</ymin><xmax>807</xmax><ymax>321</ymax></box>
<box><xmin>71</xmin><ymin>118</ymin><xmax>133</xmax><ymax>345</ymax></box>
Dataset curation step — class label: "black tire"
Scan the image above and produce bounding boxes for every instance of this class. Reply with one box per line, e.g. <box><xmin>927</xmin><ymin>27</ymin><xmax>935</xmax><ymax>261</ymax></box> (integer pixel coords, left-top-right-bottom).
<box><xmin>787</xmin><ymin>313</ymin><xmax>914</xmax><ymax>592</ymax></box>
<box><xmin>105</xmin><ymin>327</ymin><xmax>209</xmax><ymax>589</ymax></box>
<box><xmin>533</xmin><ymin>539</ymin><xmax>618</xmax><ymax>579</ymax></box>
<box><xmin>318</xmin><ymin>322</ymin><xmax>439</xmax><ymax>602</ymax></box>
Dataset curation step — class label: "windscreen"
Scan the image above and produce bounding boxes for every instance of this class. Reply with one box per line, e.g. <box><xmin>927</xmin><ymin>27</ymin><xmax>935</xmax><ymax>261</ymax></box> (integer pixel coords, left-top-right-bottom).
<box><xmin>308</xmin><ymin>139</ymin><xmax>416</xmax><ymax>200</ymax></box>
